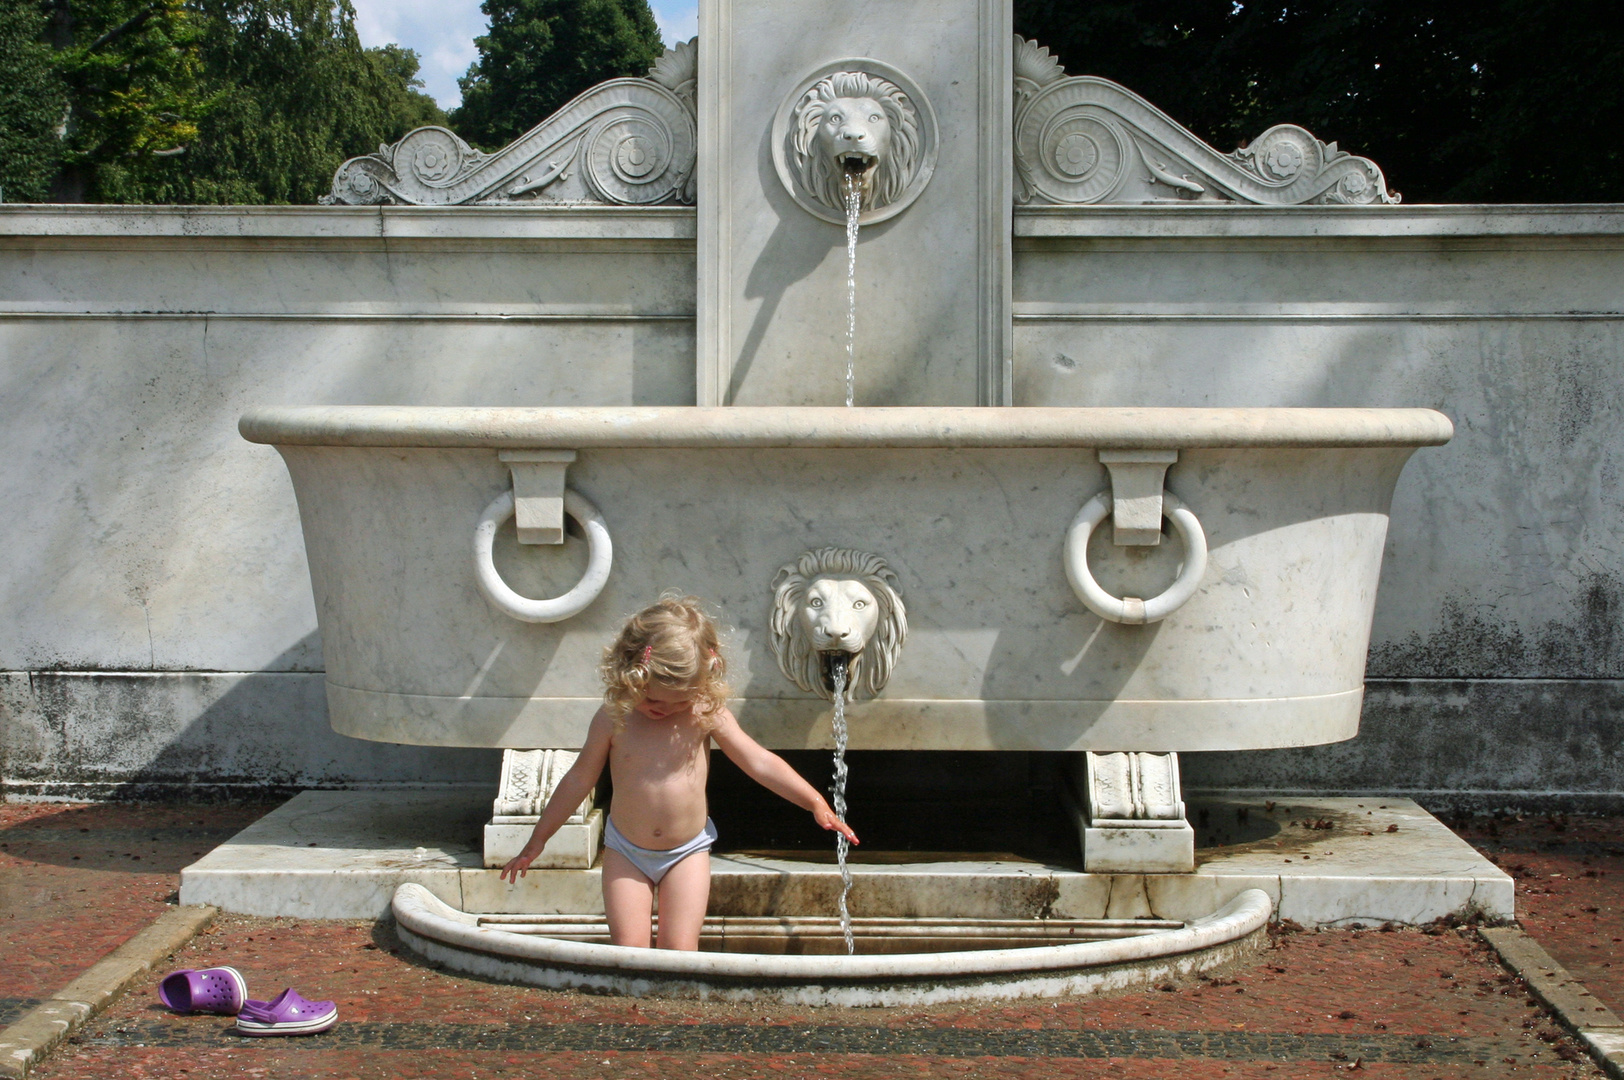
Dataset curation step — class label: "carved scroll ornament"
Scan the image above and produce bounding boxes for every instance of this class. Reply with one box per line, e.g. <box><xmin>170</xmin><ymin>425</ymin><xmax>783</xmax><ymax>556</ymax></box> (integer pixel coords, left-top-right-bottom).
<box><xmin>1012</xmin><ymin>36</ymin><xmax>1397</xmax><ymax>206</ymax></box>
<box><xmin>323</xmin><ymin>39</ymin><xmax>697</xmax><ymax>206</ymax></box>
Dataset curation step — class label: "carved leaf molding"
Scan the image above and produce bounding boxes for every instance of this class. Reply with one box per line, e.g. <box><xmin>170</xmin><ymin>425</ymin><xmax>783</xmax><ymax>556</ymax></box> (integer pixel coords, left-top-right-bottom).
<box><xmin>493</xmin><ymin>747</ymin><xmax>587</xmax><ymax>821</ymax></box>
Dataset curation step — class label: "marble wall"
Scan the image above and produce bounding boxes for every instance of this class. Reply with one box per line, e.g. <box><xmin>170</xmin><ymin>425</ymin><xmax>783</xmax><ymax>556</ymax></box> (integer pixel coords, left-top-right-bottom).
<box><xmin>3</xmin><ymin>203</ymin><xmax>1621</xmax><ymax>805</ymax></box>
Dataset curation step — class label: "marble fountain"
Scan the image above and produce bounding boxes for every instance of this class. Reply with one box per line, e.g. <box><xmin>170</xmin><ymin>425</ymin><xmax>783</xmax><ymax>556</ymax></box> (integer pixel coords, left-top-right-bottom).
<box><xmin>183</xmin><ymin>0</ymin><xmax>1511</xmax><ymax>1003</ymax></box>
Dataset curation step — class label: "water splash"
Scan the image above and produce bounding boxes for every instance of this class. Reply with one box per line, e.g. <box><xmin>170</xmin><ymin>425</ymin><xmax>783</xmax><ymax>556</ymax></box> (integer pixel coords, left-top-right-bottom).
<box><xmin>830</xmin><ymin>661</ymin><xmax>854</xmax><ymax>954</ymax></box>
<box><xmin>842</xmin><ymin>170</ymin><xmax>861</xmax><ymax>408</ymax></box>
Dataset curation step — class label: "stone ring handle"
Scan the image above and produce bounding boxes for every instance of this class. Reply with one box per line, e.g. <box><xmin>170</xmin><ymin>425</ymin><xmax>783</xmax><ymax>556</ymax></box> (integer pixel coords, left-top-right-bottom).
<box><xmin>1065</xmin><ymin>490</ymin><xmax>1207</xmax><ymax>625</ymax></box>
<box><xmin>473</xmin><ymin>488</ymin><xmax>613</xmax><ymax>623</ymax></box>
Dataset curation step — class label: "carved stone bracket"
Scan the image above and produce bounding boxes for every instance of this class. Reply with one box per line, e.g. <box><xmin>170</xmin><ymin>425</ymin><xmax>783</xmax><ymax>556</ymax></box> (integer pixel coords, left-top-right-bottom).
<box><xmin>1068</xmin><ymin>751</ymin><xmax>1195</xmax><ymax>873</ymax></box>
<box><xmin>324</xmin><ymin>39</ymin><xmax>697</xmax><ymax>206</ymax></box>
<box><xmin>483</xmin><ymin>748</ymin><xmax>603</xmax><ymax>869</ymax></box>
<box><xmin>1013</xmin><ymin>36</ymin><xmax>1397</xmax><ymax>206</ymax></box>
<box><xmin>492</xmin><ymin>748</ymin><xmax>594</xmax><ymax>820</ymax></box>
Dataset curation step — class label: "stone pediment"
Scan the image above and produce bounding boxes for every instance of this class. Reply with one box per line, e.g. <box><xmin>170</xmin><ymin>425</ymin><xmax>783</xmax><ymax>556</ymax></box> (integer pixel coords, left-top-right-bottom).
<box><xmin>325</xmin><ymin>35</ymin><xmax>1393</xmax><ymax>208</ymax></box>
<box><xmin>1012</xmin><ymin>37</ymin><xmax>1395</xmax><ymax>205</ymax></box>
<box><xmin>323</xmin><ymin>40</ymin><xmax>697</xmax><ymax>206</ymax></box>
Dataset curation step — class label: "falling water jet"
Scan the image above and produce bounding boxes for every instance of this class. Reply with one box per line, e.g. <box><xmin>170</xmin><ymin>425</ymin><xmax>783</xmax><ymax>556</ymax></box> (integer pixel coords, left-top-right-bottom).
<box><xmin>823</xmin><ymin>649</ymin><xmax>856</xmax><ymax>955</ymax></box>
<box><xmin>842</xmin><ymin>162</ymin><xmax>864</xmax><ymax>408</ymax></box>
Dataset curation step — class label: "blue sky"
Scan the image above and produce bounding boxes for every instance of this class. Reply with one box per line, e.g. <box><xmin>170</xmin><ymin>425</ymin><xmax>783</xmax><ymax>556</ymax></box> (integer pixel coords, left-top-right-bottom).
<box><xmin>350</xmin><ymin>1</ymin><xmax>700</xmax><ymax>110</ymax></box>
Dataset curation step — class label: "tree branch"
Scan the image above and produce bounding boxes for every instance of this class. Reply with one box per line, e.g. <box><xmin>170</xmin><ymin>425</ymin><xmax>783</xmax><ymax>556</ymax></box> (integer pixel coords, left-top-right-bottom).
<box><xmin>85</xmin><ymin>4</ymin><xmax>161</xmax><ymax>54</ymax></box>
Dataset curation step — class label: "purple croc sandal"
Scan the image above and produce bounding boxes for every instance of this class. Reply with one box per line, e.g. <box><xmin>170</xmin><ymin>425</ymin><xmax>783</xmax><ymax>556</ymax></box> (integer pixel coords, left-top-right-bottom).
<box><xmin>235</xmin><ymin>988</ymin><xmax>338</xmax><ymax>1036</ymax></box>
<box><xmin>157</xmin><ymin>967</ymin><xmax>247</xmax><ymax>1015</ymax></box>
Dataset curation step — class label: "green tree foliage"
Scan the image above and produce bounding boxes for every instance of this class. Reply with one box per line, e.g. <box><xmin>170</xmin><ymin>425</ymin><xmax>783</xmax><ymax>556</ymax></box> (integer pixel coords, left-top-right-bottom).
<box><xmin>35</xmin><ymin>0</ymin><xmax>211</xmax><ymax>201</ymax></box>
<box><xmin>0</xmin><ymin>0</ymin><xmax>67</xmax><ymax>202</ymax></box>
<box><xmin>109</xmin><ymin>0</ymin><xmax>437</xmax><ymax>203</ymax></box>
<box><xmin>1014</xmin><ymin>0</ymin><xmax>1624</xmax><ymax>202</ymax></box>
<box><xmin>370</xmin><ymin>42</ymin><xmax>448</xmax><ymax>138</ymax></box>
<box><xmin>452</xmin><ymin>0</ymin><xmax>664</xmax><ymax>150</ymax></box>
<box><xmin>28</xmin><ymin>0</ymin><xmax>445</xmax><ymax>203</ymax></box>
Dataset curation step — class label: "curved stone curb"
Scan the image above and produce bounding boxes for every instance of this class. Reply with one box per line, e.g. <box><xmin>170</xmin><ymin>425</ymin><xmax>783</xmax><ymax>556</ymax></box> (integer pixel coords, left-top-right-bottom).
<box><xmin>1479</xmin><ymin>925</ymin><xmax>1624</xmax><ymax>1079</ymax></box>
<box><xmin>0</xmin><ymin>905</ymin><xmax>217</xmax><ymax>1079</ymax></box>
<box><xmin>393</xmin><ymin>884</ymin><xmax>1270</xmax><ymax>1006</ymax></box>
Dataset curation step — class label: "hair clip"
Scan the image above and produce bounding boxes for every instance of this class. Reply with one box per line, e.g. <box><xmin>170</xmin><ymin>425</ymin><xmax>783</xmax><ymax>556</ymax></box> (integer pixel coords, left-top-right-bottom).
<box><xmin>642</xmin><ymin>644</ymin><xmax>653</xmax><ymax>665</ymax></box>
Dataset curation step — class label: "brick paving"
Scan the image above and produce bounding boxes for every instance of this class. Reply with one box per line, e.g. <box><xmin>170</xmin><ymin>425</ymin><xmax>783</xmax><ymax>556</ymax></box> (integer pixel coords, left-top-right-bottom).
<box><xmin>0</xmin><ymin>801</ymin><xmax>272</xmax><ymax>1022</ymax></box>
<box><xmin>1449</xmin><ymin>813</ymin><xmax>1624</xmax><ymax>1016</ymax></box>
<box><xmin>6</xmin><ymin>801</ymin><xmax>1618</xmax><ymax>1079</ymax></box>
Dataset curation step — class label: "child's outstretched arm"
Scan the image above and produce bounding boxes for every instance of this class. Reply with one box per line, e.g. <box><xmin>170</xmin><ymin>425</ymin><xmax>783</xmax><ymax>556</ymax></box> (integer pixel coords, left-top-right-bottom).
<box><xmin>711</xmin><ymin>709</ymin><xmax>859</xmax><ymax>845</ymax></box>
<box><xmin>499</xmin><ymin>707</ymin><xmax>614</xmax><ymax>883</ymax></box>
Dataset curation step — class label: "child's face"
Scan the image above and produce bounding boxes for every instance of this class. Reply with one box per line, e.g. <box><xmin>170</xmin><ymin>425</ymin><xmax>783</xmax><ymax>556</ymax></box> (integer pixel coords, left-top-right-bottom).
<box><xmin>635</xmin><ymin>680</ymin><xmax>695</xmax><ymax>721</ymax></box>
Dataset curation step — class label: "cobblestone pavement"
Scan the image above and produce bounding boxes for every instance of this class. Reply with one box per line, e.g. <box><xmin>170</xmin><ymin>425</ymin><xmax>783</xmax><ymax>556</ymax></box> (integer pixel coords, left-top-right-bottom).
<box><xmin>1449</xmin><ymin>813</ymin><xmax>1624</xmax><ymax>1016</ymax></box>
<box><xmin>7</xmin><ymin>802</ymin><xmax>1617</xmax><ymax>1079</ymax></box>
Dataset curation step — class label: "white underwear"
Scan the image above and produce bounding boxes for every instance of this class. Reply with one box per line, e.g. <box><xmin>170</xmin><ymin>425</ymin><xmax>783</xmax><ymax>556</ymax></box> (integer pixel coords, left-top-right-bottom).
<box><xmin>603</xmin><ymin>816</ymin><xmax>717</xmax><ymax>884</ymax></box>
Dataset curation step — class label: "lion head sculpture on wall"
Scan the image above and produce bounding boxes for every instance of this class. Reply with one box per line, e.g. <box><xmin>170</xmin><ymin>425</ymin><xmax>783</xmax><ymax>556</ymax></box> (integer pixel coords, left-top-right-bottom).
<box><xmin>787</xmin><ymin>70</ymin><xmax>926</xmax><ymax>218</ymax></box>
<box><xmin>770</xmin><ymin>547</ymin><xmax>908</xmax><ymax>701</ymax></box>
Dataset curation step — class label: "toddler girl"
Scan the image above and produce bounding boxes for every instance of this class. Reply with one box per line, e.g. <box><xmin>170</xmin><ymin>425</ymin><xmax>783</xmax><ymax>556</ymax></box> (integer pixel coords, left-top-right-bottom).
<box><xmin>499</xmin><ymin>595</ymin><xmax>858</xmax><ymax>950</ymax></box>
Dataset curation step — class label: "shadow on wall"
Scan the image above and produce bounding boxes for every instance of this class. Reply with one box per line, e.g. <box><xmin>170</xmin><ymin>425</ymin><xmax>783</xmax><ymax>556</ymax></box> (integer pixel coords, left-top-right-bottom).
<box><xmin>1</xmin><ymin>633</ymin><xmax>499</xmax><ymax>800</ymax></box>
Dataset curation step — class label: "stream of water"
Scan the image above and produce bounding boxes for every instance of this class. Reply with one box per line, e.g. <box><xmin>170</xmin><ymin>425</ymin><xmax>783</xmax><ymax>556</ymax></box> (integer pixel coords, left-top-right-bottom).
<box><xmin>831</xmin><ymin>169</ymin><xmax>862</xmax><ymax>953</ymax></box>
<box><xmin>830</xmin><ymin>663</ymin><xmax>855</xmax><ymax>954</ymax></box>
<box><xmin>842</xmin><ymin>171</ymin><xmax>861</xmax><ymax>408</ymax></box>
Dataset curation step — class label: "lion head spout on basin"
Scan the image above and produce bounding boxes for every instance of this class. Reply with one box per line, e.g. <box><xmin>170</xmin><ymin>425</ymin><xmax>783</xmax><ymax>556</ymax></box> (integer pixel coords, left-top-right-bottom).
<box><xmin>770</xmin><ymin>547</ymin><xmax>908</xmax><ymax>700</ymax></box>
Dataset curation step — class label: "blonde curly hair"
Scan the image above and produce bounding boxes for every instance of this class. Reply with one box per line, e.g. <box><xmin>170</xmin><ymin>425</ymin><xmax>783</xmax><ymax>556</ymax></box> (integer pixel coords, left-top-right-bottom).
<box><xmin>601</xmin><ymin>595</ymin><xmax>730</xmax><ymax>732</ymax></box>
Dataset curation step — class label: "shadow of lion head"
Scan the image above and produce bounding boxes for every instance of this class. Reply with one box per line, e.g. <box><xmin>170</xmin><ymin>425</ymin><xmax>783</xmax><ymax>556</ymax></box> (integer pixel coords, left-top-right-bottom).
<box><xmin>791</xmin><ymin>71</ymin><xmax>922</xmax><ymax>214</ymax></box>
<box><xmin>770</xmin><ymin>547</ymin><xmax>907</xmax><ymax>700</ymax></box>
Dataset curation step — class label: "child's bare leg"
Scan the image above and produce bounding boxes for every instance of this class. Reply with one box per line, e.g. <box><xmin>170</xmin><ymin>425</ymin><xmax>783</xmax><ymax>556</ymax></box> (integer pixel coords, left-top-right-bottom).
<box><xmin>653</xmin><ymin>851</ymin><xmax>711</xmax><ymax>951</ymax></box>
<box><xmin>602</xmin><ymin>848</ymin><xmax>655</xmax><ymax>947</ymax></box>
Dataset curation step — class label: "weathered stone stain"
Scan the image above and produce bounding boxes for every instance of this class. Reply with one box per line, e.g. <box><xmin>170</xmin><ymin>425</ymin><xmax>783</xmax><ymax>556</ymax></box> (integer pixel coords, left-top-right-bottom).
<box><xmin>1370</xmin><ymin>573</ymin><xmax>1624</xmax><ymax>679</ymax></box>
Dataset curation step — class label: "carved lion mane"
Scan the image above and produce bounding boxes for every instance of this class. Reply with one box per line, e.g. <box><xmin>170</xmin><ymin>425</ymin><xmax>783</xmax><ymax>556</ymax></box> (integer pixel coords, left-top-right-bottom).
<box><xmin>770</xmin><ymin>547</ymin><xmax>908</xmax><ymax>700</ymax></box>
<box><xmin>791</xmin><ymin>71</ymin><xmax>921</xmax><ymax>213</ymax></box>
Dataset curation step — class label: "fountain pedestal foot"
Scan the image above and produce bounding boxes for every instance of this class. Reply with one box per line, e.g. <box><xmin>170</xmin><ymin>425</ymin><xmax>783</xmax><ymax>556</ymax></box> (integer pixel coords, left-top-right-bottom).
<box><xmin>482</xmin><ymin>749</ymin><xmax>604</xmax><ymax>869</ymax></box>
<box><xmin>177</xmin><ymin>790</ymin><xmax>1512</xmax><ymax>925</ymax></box>
<box><xmin>1072</xmin><ymin>752</ymin><xmax>1195</xmax><ymax>873</ymax></box>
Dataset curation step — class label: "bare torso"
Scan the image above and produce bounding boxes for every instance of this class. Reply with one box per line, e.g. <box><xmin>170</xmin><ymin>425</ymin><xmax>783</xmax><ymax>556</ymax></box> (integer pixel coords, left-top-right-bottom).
<box><xmin>607</xmin><ymin>706</ymin><xmax>713</xmax><ymax>849</ymax></box>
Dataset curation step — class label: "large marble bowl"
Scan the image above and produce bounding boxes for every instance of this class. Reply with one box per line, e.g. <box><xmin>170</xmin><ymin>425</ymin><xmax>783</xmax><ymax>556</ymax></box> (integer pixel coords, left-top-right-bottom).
<box><xmin>240</xmin><ymin>406</ymin><xmax>1450</xmax><ymax>752</ymax></box>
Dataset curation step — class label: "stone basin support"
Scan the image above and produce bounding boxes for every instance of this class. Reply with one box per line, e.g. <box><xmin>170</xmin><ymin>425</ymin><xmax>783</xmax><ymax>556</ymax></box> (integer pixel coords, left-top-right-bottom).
<box><xmin>1070</xmin><ymin>751</ymin><xmax>1194</xmax><ymax>873</ymax></box>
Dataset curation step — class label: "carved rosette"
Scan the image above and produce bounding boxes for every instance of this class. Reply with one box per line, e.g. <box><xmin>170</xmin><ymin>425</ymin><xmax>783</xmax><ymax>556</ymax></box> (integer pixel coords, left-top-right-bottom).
<box><xmin>1011</xmin><ymin>36</ymin><xmax>1397</xmax><ymax>206</ymax></box>
<box><xmin>770</xmin><ymin>59</ymin><xmax>940</xmax><ymax>226</ymax></box>
<box><xmin>323</xmin><ymin>39</ymin><xmax>698</xmax><ymax>206</ymax></box>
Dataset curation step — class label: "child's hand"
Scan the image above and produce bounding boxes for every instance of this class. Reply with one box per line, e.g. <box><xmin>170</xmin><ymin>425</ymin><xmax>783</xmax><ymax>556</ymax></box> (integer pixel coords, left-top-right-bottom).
<box><xmin>499</xmin><ymin>850</ymin><xmax>538</xmax><ymax>883</ymax></box>
<box><xmin>813</xmin><ymin>804</ymin><xmax>859</xmax><ymax>845</ymax></box>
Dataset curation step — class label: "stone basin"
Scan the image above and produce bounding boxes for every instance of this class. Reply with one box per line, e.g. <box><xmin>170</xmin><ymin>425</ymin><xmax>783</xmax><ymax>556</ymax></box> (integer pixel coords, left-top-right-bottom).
<box><xmin>240</xmin><ymin>404</ymin><xmax>1451</xmax><ymax>753</ymax></box>
<box><xmin>391</xmin><ymin>882</ymin><xmax>1273</xmax><ymax>1005</ymax></box>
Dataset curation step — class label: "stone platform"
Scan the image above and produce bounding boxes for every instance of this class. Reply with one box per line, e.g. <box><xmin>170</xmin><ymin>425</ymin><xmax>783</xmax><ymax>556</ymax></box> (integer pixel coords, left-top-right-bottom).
<box><xmin>178</xmin><ymin>789</ymin><xmax>1512</xmax><ymax>926</ymax></box>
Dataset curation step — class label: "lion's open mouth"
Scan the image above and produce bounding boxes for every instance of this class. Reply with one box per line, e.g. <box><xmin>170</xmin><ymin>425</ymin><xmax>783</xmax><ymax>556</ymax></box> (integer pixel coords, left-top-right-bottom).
<box><xmin>820</xmin><ymin>649</ymin><xmax>854</xmax><ymax>694</ymax></box>
<box><xmin>838</xmin><ymin>150</ymin><xmax>876</xmax><ymax>174</ymax></box>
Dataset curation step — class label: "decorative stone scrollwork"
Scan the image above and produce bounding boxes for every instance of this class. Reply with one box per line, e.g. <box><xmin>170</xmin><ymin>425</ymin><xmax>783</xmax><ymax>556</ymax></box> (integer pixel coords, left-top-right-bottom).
<box><xmin>769</xmin><ymin>547</ymin><xmax>908</xmax><ymax>700</ymax></box>
<box><xmin>770</xmin><ymin>59</ymin><xmax>939</xmax><ymax>226</ymax></box>
<box><xmin>323</xmin><ymin>39</ymin><xmax>697</xmax><ymax>206</ymax></box>
<box><xmin>1012</xmin><ymin>35</ymin><xmax>1397</xmax><ymax>206</ymax></box>
<box><xmin>1084</xmin><ymin>751</ymin><xmax>1186</xmax><ymax>822</ymax></box>
<box><xmin>493</xmin><ymin>748</ymin><xmax>591</xmax><ymax>820</ymax></box>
